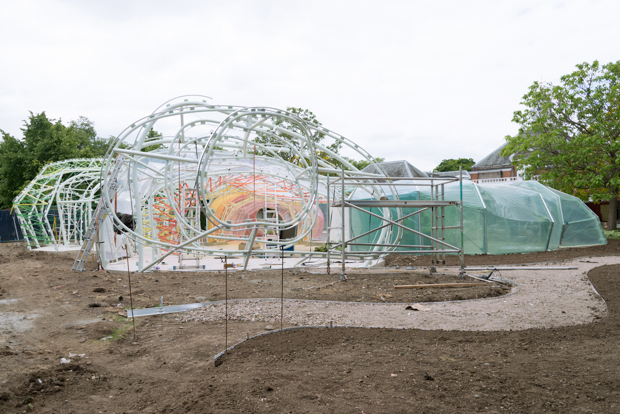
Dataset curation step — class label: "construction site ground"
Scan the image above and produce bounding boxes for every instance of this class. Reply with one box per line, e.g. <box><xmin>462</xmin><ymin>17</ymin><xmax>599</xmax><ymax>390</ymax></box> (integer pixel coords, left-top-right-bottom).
<box><xmin>1</xmin><ymin>240</ymin><xmax>619</xmax><ymax>413</ymax></box>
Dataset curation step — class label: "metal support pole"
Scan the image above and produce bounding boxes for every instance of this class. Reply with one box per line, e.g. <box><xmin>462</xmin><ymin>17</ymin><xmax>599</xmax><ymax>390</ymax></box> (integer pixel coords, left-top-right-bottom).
<box><xmin>441</xmin><ymin>183</ymin><xmax>445</xmax><ymax>265</ymax></box>
<box><xmin>326</xmin><ymin>173</ymin><xmax>331</xmax><ymax>274</ymax></box>
<box><xmin>459</xmin><ymin>166</ymin><xmax>465</xmax><ymax>277</ymax></box>
<box><xmin>281</xmin><ymin>246</ymin><xmax>284</xmax><ymax>331</ymax></box>
<box><xmin>225</xmin><ymin>255</ymin><xmax>228</xmax><ymax>349</ymax></box>
<box><xmin>430</xmin><ymin>180</ymin><xmax>435</xmax><ymax>265</ymax></box>
<box><xmin>243</xmin><ymin>226</ymin><xmax>258</xmax><ymax>270</ymax></box>
<box><xmin>484</xmin><ymin>209</ymin><xmax>488</xmax><ymax>254</ymax></box>
<box><xmin>341</xmin><ymin>166</ymin><xmax>346</xmax><ymax>280</ymax></box>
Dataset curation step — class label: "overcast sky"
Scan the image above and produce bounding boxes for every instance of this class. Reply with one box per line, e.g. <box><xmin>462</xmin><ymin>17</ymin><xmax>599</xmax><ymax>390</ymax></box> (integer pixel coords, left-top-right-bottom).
<box><xmin>1</xmin><ymin>0</ymin><xmax>618</xmax><ymax>171</ymax></box>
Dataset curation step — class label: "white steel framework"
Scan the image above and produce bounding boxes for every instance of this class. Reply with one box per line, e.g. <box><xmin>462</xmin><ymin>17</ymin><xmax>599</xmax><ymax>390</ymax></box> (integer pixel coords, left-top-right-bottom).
<box><xmin>93</xmin><ymin>96</ymin><xmax>408</xmax><ymax>271</ymax></box>
<box><xmin>13</xmin><ymin>158</ymin><xmax>102</xmax><ymax>250</ymax></box>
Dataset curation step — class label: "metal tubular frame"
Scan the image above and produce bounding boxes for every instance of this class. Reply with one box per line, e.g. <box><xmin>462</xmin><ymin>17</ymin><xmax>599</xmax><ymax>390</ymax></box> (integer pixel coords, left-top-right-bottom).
<box><xmin>13</xmin><ymin>158</ymin><xmax>102</xmax><ymax>250</ymax></box>
<box><xmin>95</xmin><ymin>96</ymin><xmax>394</xmax><ymax>272</ymax></box>
<box><xmin>326</xmin><ymin>171</ymin><xmax>465</xmax><ymax>277</ymax></box>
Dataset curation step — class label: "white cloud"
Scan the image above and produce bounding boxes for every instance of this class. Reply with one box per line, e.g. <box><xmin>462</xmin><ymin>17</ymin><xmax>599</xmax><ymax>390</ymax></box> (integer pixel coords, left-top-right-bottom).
<box><xmin>1</xmin><ymin>0</ymin><xmax>619</xmax><ymax>171</ymax></box>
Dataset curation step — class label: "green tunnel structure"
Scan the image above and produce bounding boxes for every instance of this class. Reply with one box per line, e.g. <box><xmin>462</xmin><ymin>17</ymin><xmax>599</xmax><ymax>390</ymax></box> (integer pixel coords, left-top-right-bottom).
<box><xmin>349</xmin><ymin>180</ymin><xmax>606</xmax><ymax>256</ymax></box>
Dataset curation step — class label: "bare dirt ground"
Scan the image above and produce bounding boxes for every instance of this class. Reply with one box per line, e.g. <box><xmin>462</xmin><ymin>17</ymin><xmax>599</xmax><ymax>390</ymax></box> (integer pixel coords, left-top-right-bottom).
<box><xmin>0</xmin><ymin>241</ymin><xmax>619</xmax><ymax>413</ymax></box>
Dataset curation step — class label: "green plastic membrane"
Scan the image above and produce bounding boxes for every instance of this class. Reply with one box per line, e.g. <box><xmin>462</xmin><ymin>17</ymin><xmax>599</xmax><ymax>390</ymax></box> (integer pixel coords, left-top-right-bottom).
<box><xmin>349</xmin><ymin>180</ymin><xmax>605</xmax><ymax>255</ymax></box>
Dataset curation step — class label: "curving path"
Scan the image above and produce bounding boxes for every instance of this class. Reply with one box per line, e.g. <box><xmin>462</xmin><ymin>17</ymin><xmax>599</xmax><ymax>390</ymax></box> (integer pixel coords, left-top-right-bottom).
<box><xmin>181</xmin><ymin>256</ymin><xmax>620</xmax><ymax>331</ymax></box>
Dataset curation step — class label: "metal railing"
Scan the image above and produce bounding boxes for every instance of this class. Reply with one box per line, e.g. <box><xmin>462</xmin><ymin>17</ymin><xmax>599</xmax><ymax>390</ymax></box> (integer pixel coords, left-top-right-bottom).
<box><xmin>471</xmin><ymin>176</ymin><xmax>540</xmax><ymax>184</ymax></box>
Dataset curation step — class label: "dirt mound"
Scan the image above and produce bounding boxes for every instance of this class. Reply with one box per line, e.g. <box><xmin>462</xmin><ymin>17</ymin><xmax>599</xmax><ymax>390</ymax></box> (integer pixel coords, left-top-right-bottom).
<box><xmin>1</xmin><ymin>362</ymin><xmax>97</xmax><ymax>411</ymax></box>
<box><xmin>82</xmin><ymin>321</ymin><xmax>117</xmax><ymax>340</ymax></box>
<box><xmin>200</xmin><ymin>264</ymin><xmax>620</xmax><ymax>413</ymax></box>
<box><xmin>15</xmin><ymin>250</ymin><xmax>62</xmax><ymax>261</ymax></box>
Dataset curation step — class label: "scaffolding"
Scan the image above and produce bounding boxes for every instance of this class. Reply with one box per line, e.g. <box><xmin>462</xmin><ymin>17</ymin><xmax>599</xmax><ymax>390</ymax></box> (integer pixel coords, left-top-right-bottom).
<box><xmin>327</xmin><ymin>167</ymin><xmax>465</xmax><ymax>278</ymax></box>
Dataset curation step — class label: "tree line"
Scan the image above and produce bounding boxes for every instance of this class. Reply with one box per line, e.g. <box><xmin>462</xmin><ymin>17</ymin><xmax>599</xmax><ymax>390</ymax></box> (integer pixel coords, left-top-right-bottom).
<box><xmin>0</xmin><ymin>112</ymin><xmax>113</xmax><ymax>208</ymax></box>
<box><xmin>503</xmin><ymin>60</ymin><xmax>620</xmax><ymax>229</ymax></box>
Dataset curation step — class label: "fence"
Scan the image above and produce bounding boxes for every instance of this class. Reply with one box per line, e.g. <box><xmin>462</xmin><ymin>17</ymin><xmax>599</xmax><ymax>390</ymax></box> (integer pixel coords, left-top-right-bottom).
<box><xmin>0</xmin><ymin>210</ymin><xmax>24</xmax><ymax>242</ymax></box>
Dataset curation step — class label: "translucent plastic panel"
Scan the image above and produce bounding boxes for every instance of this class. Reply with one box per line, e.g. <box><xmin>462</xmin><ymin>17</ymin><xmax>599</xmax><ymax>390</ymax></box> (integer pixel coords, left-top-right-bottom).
<box><xmin>348</xmin><ymin>191</ymin><xmax>421</xmax><ymax>253</ymax></box>
<box><xmin>485</xmin><ymin>215</ymin><xmax>553</xmax><ymax>254</ymax></box>
<box><xmin>417</xmin><ymin>182</ymin><xmax>486</xmax><ymax>254</ymax></box>
<box><xmin>561</xmin><ymin>217</ymin><xmax>607</xmax><ymax>246</ymax></box>
<box><xmin>546</xmin><ymin>188</ymin><xmax>607</xmax><ymax>247</ymax></box>
<box><xmin>443</xmin><ymin>182</ymin><xmax>485</xmax><ymax>254</ymax></box>
<box><xmin>477</xmin><ymin>184</ymin><xmax>552</xmax><ymax>222</ymax></box>
<box><xmin>393</xmin><ymin>191</ymin><xmax>422</xmax><ymax>251</ymax></box>
<box><xmin>344</xmin><ymin>180</ymin><xmax>604</xmax><ymax>257</ymax></box>
<box><xmin>477</xmin><ymin>184</ymin><xmax>553</xmax><ymax>254</ymax></box>
<box><xmin>510</xmin><ymin>181</ymin><xmax>563</xmax><ymax>251</ymax></box>
<box><xmin>348</xmin><ymin>204</ymin><xmax>387</xmax><ymax>251</ymax></box>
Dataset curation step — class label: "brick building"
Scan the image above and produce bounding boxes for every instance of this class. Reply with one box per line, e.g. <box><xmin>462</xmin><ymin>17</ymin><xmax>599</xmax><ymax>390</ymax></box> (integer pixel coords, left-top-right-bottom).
<box><xmin>470</xmin><ymin>143</ymin><xmax>518</xmax><ymax>183</ymax></box>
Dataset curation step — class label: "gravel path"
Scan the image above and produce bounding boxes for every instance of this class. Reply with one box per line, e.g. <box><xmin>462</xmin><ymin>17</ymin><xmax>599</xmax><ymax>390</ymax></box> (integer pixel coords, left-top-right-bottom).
<box><xmin>181</xmin><ymin>256</ymin><xmax>620</xmax><ymax>331</ymax></box>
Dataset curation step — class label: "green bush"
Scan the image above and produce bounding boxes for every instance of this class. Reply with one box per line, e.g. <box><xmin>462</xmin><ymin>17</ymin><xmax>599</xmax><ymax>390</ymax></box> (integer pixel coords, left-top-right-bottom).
<box><xmin>604</xmin><ymin>230</ymin><xmax>620</xmax><ymax>239</ymax></box>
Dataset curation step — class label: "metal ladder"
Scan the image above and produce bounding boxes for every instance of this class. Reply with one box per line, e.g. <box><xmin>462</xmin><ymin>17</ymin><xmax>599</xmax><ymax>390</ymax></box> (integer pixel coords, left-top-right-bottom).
<box><xmin>178</xmin><ymin>187</ymin><xmax>201</xmax><ymax>269</ymax></box>
<box><xmin>72</xmin><ymin>158</ymin><xmax>125</xmax><ymax>271</ymax></box>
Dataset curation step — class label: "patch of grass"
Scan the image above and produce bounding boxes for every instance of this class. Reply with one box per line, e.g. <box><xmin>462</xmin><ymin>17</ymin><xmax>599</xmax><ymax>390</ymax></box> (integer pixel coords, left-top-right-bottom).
<box><xmin>314</xmin><ymin>243</ymin><xmax>343</xmax><ymax>252</ymax></box>
<box><xmin>111</xmin><ymin>313</ymin><xmax>127</xmax><ymax>322</ymax></box>
<box><xmin>108</xmin><ymin>323</ymin><xmax>133</xmax><ymax>341</ymax></box>
<box><xmin>604</xmin><ymin>230</ymin><xmax>620</xmax><ymax>240</ymax></box>
<box><xmin>97</xmin><ymin>318</ymin><xmax>137</xmax><ymax>342</ymax></box>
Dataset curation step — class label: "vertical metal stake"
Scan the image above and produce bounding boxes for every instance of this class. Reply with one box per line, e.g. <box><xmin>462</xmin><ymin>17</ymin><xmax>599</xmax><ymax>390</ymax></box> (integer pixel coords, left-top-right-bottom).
<box><xmin>341</xmin><ymin>165</ymin><xmax>345</xmax><ymax>279</ymax></box>
<box><xmin>326</xmin><ymin>173</ymin><xmax>330</xmax><ymax>275</ymax></box>
<box><xmin>281</xmin><ymin>246</ymin><xmax>284</xmax><ymax>331</ymax></box>
<box><xmin>459</xmin><ymin>166</ymin><xmax>465</xmax><ymax>277</ymax></box>
<box><xmin>124</xmin><ymin>245</ymin><xmax>137</xmax><ymax>340</ymax></box>
<box><xmin>430</xmin><ymin>181</ymin><xmax>435</xmax><ymax>266</ymax></box>
<box><xmin>225</xmin><ymin>256</ymin><xmax>228</xmax><ymax>349</ymax></box>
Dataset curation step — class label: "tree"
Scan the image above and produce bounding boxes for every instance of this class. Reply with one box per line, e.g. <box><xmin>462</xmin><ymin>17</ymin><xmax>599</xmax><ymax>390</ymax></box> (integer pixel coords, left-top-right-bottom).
<box><xmin>141</xmin><ymin>128</ymin><xmax>165</xmax><ymax>152</ymax></box>
<box><xmin>502</xmin><ymin>60</ymin><xmax>620</xmax><ymax>229</ymax></box>
<box><xmin>20</xmin><ymin>112</ymin><xmax>84</xmax><ymax>179</ymax></box>
<box><xmin>0</xmin><ymin>131</ymin><xmax>28</xmax><ymax>207</ymax></box>
<box><xmin>254</xmin><ymin>107</ymin><xmax>341</xmax><ymax>166</ymax></box>
<box><xmin>67</xmin><ymin>116</ymin><xmax>113</xmax><ymax>157</ymax></box>
<box><xmin>344</xmin><ymin>157</ymin><xmax>385</xmax><ymax>171</ymax></box>
<box><xmin>252</xmin><ymin>107</ymin><xmax>383</xmax><ymax>172</ymax></box>
<box><xmin>433</xmin><ymin>158</ymin><xmax>476</xmax><ymax>172</ymax></box>
<box><xmin>68</xmin><ymin>116</ymin><xmax>97</xmax><ymax>153</ymax></box>
<box><xmin>0</xmin><ymin>112</ymin><xmax>109</xmax><ymax>208</ymax></box>
<box><xmin>89</xmin><ymin>136</ymin><xmax>115</xmax><ymax>157</ymax></box>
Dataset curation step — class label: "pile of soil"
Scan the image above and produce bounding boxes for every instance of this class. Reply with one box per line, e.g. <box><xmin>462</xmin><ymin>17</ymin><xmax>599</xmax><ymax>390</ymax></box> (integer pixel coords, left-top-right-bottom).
<box><xmin>166</xmin><ymin>270</ymin><xmax>510</xmax><ymax>304</ymax></box>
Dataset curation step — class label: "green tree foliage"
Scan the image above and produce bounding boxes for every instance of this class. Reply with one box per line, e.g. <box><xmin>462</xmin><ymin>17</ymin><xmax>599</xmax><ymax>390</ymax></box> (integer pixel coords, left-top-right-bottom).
<box><xmin>253</xmin><ymin>107</ymin><xmax>379</xmax><ymax>171</ymax></box>
<box><xmin>141</xmin><ymin>128</ymin><xmax>165</xmax><ymax>152</ymax></box>
<box><xmin>433</xmin><ymin>158</ymin><xmax>476</xmax><ymax>172</ymax></box>
<box><xmin>0</xmin><ymin>112</ymin><xmax>111</xmax><ymax>207</ymax></box>
<box><xmin>502</xmin><ymin>60</ymin><xmax>620</xmax><ymax>228</ymax></box>
<box><xmin>0</xmin><ymin>131</ymin><xmax>28</xmax><ymax>208</ymax></box>
<box><xmin>254</xmin><ymin>107</ymin><xmax>341</xmax><ymax>166</ymax></box>
<box><xmin>68</xmin><ymin>116</ymin><xmax>114</xmax><ymax>157</ymax></box>
<box><xmin>89</xmin><ymin>136</ymin><xmax>116</xmax><ymax>156</ymax></box>
<box><xmin>343</xmin><ymin>157</ymin><xmax>385</xmax><ymax>171</ymax></box>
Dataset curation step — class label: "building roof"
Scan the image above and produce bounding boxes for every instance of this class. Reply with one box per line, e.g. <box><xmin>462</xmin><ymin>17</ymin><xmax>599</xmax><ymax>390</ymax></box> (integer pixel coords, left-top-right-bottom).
<box><xmin>427</xmin><ymin>170</ymin><xmax>471</xmax><ymax>179</ymax></box>
<box><xmin>362</xmin><ymin>160</ymin><xmax>428</xmax><ymax>178</ymax></box>
<box><xmin>473</xmin><ymin>142</ymin><xmax>512</xmax><ymax>170</ymax></box>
